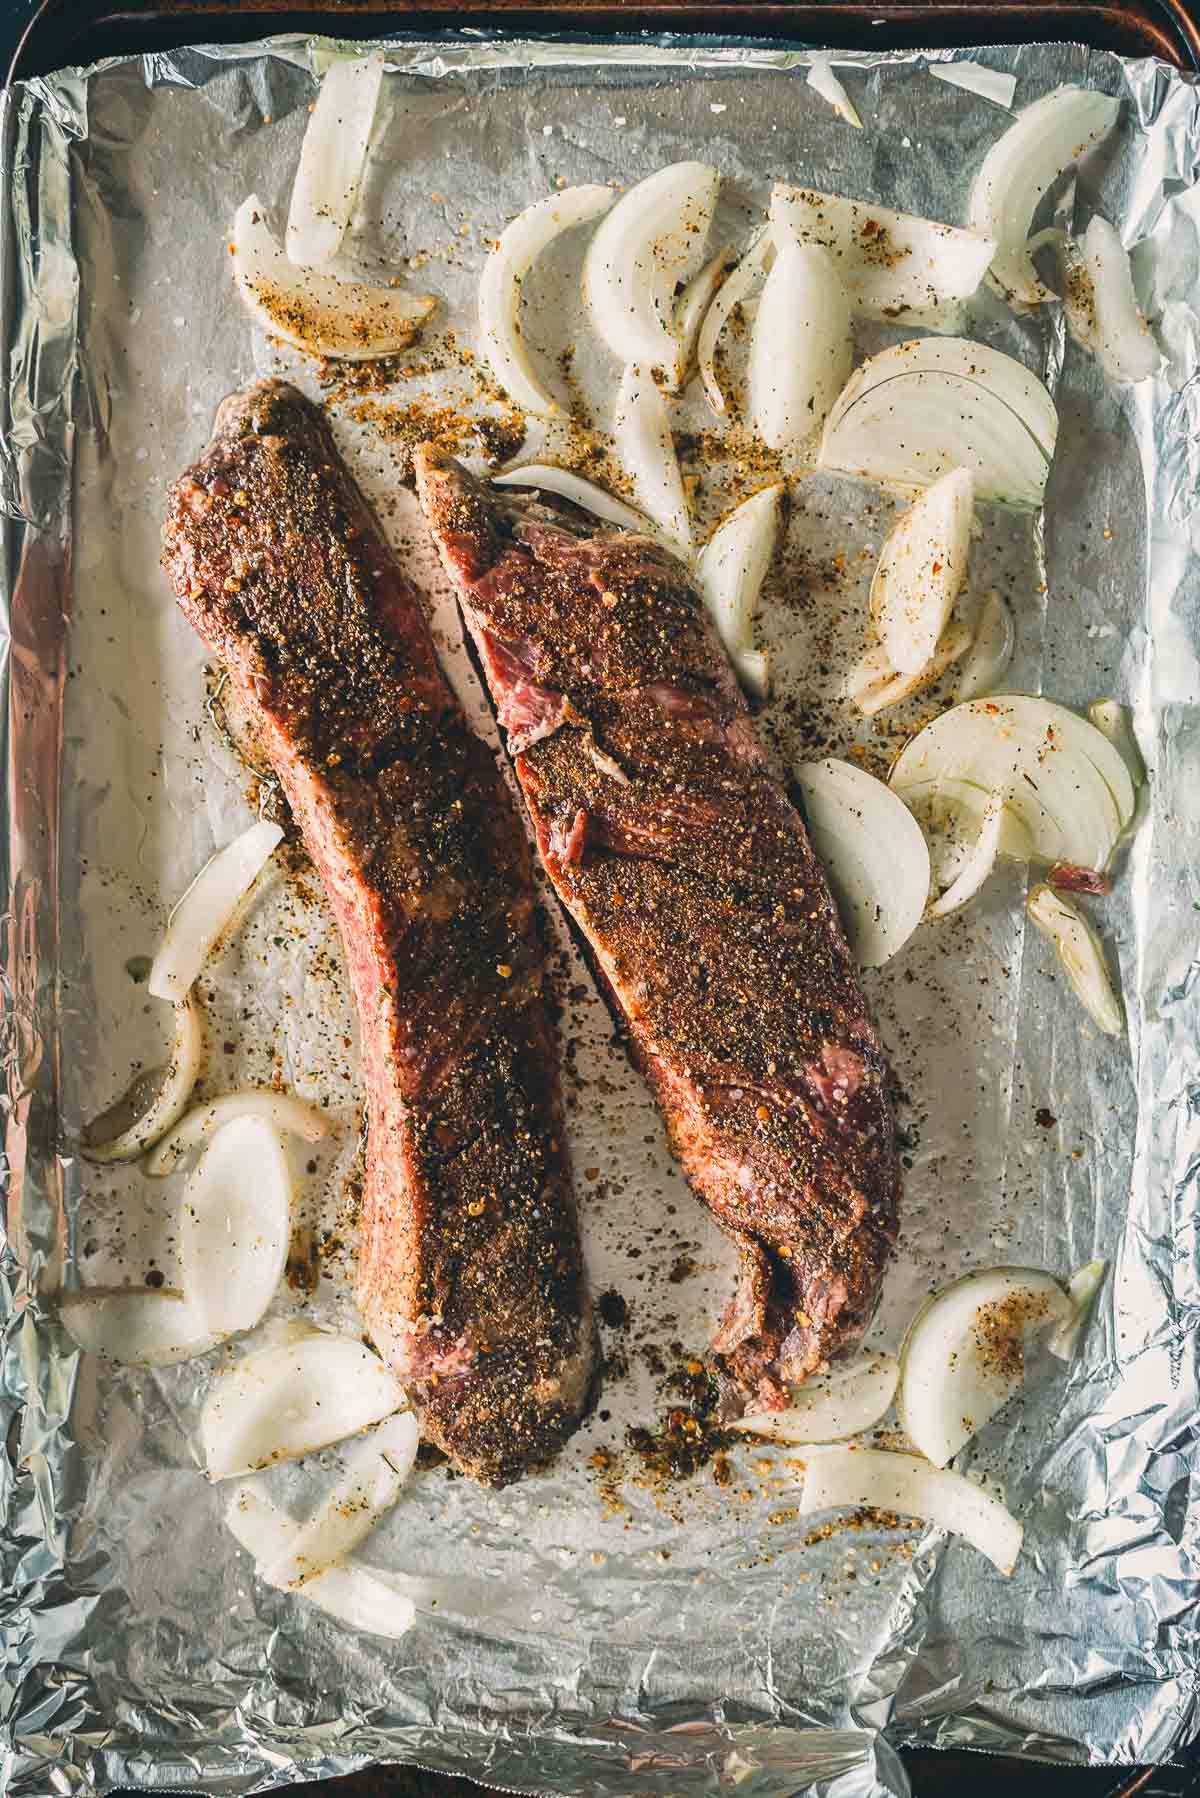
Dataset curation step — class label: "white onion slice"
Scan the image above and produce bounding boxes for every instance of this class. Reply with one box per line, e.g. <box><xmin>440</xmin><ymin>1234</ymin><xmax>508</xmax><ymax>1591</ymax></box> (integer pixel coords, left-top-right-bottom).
<box><xmin>1088</xmin><ymin>698</ymin><xmax>1145</xmax><ymax>786</ymax></box>
<box><xmin>794</xmin><ymin>759</ymin><xmax>930</xmax><ymax>967</ymax></box>
<box><xmin>695</xmin><ymin>484</ymin><xmax>784</xmax><ymax>696</ymax></box>
<box><xmin>902</xmin><ymin>774</ymin><xmax>1034</xmax><ymax>868</ymax></box>
<box><xmin>148</xmin><ymin>818</ymin><xmax>284</xmax><ymax>1003</ymax></box>
<box><xmin>770</xmin><ymin>186</ymin><xmax>996</xmax><ymax>319</ymax></box>
<box><xmin>930</xmin><ymin>62</ymin><xmax>1017</xmax><ymax>109</ymax></box>
<box><xmin>491</xmin><ymin>464</ymin><xmax>656</xmax><ymax>537</ymax></box>
<box><xmin>1073</xmin><ymin>217</ymin><xmax>1161</xmax><ymax>383</ymax></box>
<box><xmin>749</xmin><ymin>242</ymin><xmax>853</xmax><ymax>451</ymax></box>
<box><xmin>583</xmin><ymin>161</ymin><xmax>719</xmax><ymax>385</ymax></box>
<box><xmin>675</xmin><ymin>245</ymin><xmax>731</xmax><ymax>381</ymax></box>
<box><xmin>731</xmin><ymin>1354</ymin><xmax>899</xmax><ymax>1444</ymax></box>
<box><xmin>1026</xmin><ymin>883</ymin><xmax>1124</xmax><ymax>1035</ymax></box>
<box><xmin>264</xmin><ymin>1413</ymin><xmax>419</xmax><ymax>1589</ymax></box>
<box><xmin>81</xmin><ymin>993</ymin><xmax>202</xmax><ymax>1164</ymax></box>
<box><xmin>232</xmin><ymin>196</ymin><xmax>435</xmax><ymax>361</ymax></box>
<box><xmin>201</xmin><ymin>1334</ymin><xmax>403</xmax><ymax>1481</ymax></box>
<box><xmin>1048</xmin><ymin>1259</ymin><xmax>1106</xmax><ymax>1360</ymax></box>
<box><xmin>180</xmin><ymin>1117</ymin><xmax>291</xmax><ymax>1337</ymax></box>
<box><xmin>479</xmin><ymin>185</ymin><xmax>616</xmax><ymax>416</ymax></box>
<box><xmin>61</xmin><ymin>1287</ymin><xmax>221</xmax><ymax>1366</ymax></box>
<box><xmin>956</xmin><ymin>590</ymin><xmax>1015</xmax><ymax>699</ymax></box>
<box><xmin>147</xmin><ymin>1089</ymin><xmax>332</xmax><ymax>1178</ymax></box>
<box><xmin>898</xmin><ymin>1266</ymin><xmax>1073</xmax><ymax>1467</ymax></box>
<box><xmin>799</xmin><ymin>1445</ymin><xmax>1023</xmax><ymax>1574</ymax></box>
<box><xmin>734</xmin><ymin>649</ymin><xmax>771</xmax><ymax>696</ymax></box>
<box><xmin>807</xmin><ymin>55</ymin><xmax>863</xmax><ymax>128</ymax></box>
<box><xmin>1057</xmin><ymin>229</ymin><xmax>1097</xmax><ymax>353</ymax></box>
<box><xmin>697</xmin><ymin>227</ymin><xmax>773</xmax><ymax>418</ymax></box>
<box><xmin>895</xmin><ymin>1258</ymin><xmax>1072</xmax><ymax>1467</ymax></box>
<box><xmin>286</xmin><ymin>54</ymin><xmax>384</xmax><ymax>268</ymax></box>
<box><xmin>226</xmin><ymin>1482</ymin><xmax>416</xmax><ymax>1639</ymax></box>
<box><xmin>613</xmin><ymin>364</ymin><xmax>691</xmax><ymax>552</ymax></box>
<box><xmin>926</xmin><ymin>787</ymin><xmax>1005</xmax><ymax>918</ymax></box>
<box><xmin>889</xmin><ymin>695</ymin><xmax>1136</xmax><ymax>872</ymax></box>
<box><xmin>849</xmin><ymin>620</ymin><xmax>972</xmax><ymax>717</ymax></box>
<box><xmin>819</xmin><ymin>337</ymin><xmax>1057</xmax><ymax>509</ymax></box>
<box><xmin>871</xmin><ymin>467</ymin><xmax>975</xmax><ymax>675</ymax></box>
<box><xmin>968</xmin><ymin>85</ymin><xmax>1122</xmax><ymax>307</ymax></box>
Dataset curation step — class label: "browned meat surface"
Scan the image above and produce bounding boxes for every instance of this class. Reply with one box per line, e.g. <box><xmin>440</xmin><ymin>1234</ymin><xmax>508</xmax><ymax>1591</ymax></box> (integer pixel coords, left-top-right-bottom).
<box><xmin>161</xmin><ymin>380</ymin><xmax>594</xmax><ymax>1484</ymax></box>
<box><xmin>415</xmin><ymin>451</ymin><xmax>901</xmax><ymax>1411</ymax></box>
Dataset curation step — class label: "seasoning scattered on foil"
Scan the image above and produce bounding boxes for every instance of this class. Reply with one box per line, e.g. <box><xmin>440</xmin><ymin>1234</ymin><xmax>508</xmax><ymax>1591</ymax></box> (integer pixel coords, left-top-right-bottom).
<box><xmin>2</xmin><ymin>31</ymin><xmax>1200</xmax><ymax>1798</ymax></box>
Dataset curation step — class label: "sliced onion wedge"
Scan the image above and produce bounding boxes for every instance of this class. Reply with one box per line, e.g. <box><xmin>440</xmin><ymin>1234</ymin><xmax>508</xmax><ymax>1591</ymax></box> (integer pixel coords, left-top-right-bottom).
<box><xmin>479</xmin><ymin>185</ymin><xmax>616</xmax><ymax>415</ymax></box>
<box><xmin>613</xmin><ymin>364</ymin><xmax>691</xmax><ymax>552</ymax></box>
<box><xmin>819</xmin><ymin>337</ymin><xmax>1058</xmax><ymax>509</ymax></box>
<box><xmin>734</xmin><ymin>649</ymin><xmax>771</xmax><ymax>696</ymax></box>
<box><xmin>749</xmin><ymin>241</ymin><xmax>853</xmax><ymax>451</ymax></box>
<box><xmin>795</xmin><ymin>759</ymin><xmax>930</xmax><ymax>966</ymax></box>
<box><xmin>492</xmin><ymin>464</ymin><xmax>656</xmax><ymax>537</ymax></box>
<box><xmin>968</xmin><ymin>85</ymin><xmax>1122</xmax><ymax>307</ymax></box>
<box><xmin>698</xmin><ymin>226</ymin><xmax>773</xmax><ymax>418</ymax></box>
<box><xmin>180</xmin><ymin>1117</ymin><xmax>291</xmax><ymax>1336</ymax></box>
<box><xmin>871</xmin><ymin>467</ymin><xmax>974</xmax><ymax>675</ymax></box>
<box><xmin>731</xmin><ymin>1353</ymin><xmax>898</xmax><ymax>1444</ymax></box>
<box><xmin>898</xmin><ymin>1266</ymin><xmax>1073</xmax><ymax>1467</ymax></box>
<box><xmin>926</xmin><ymin>787</ymin><xmax>1005</xmax><ymax>918</ymax></box>
<box><xmin>232</xmin><ymin>196</ymin><xmax>435</xmax><ymax>361</ymax></box>
<box><xmin>1072</xmin><ymin>217</ymin><xmax>1161</xmax><ymax>383</ymax></box>
<box><xmin>807</xmin><ymin>55</ymin><xmax>862</xmax><ymax>128</ymax></box>
<box><xmin>1088</xmin><ymin>699</ymin><xmax>1145</xmax><ymax>785</ymax></box>
<box><xmin>147</xmin><ymin>1089</ymin><xmax>331</xmax><ymax>1178</ymax></box>
<box><xmin>770</xmin><ymin>186</ymin><xmax>996</xmax><ymax>319</ymax></box>
<box><xmin>286</xmin><ymin>54</ymin><xmax>384</xmax><ymax>268</ymax></box>
<box><xmin>1048</xmin><ymin>1259</ymin><xmax>1106</xmax><ymax>1360</ymax></box>
<box><xmin>848</xmin><ymin>620</ymin><xmax>972</xmax><ymax>717</ymax></box>
<box><xmin>889</xmin><ymin>695</ymin><xmax>1136</xmax><ymax>872</ymax></box>
<box><xmin>583</xmin><ymin>161</ymin><xmax>719</xmax><ymax>385</ymax></box>
<box><xmin>264</xmin><ymin>1412</ymin><xmax>419</xmax><ymax>1588</ymax></box>
<box><xmin>148</xmin><ymin>818</ymin><xmax>283</xmax><ymax>1002</ymax></box>
<box><xmin>956</xmin><ymin>590</ymin><xmax>1015</xmax><ymax>700</ymax></box>
<box><xmin>799</xmin><ymin>1445</ymin><xmax>1023</xmax><ymax>1573</ymax></box>
<box><xmin>906</xmin><ymin>776</ymin><xmax>1033</xmax><ymax>903</ymax></box>
<box><xmin>1057</xmin><ymin>229</ymin><xmax>1097</xmax><ymax>350</ymax></box>
<box><xmin>81</xmin><ymin>993</ymin><xmax>202</xmax><ymax>1164</ymax></box>
<box><xmin>226</xmin><ymin>1482</ymin><xmax>416</xmax><ymax>1639</ymax></box>
<box><xmin>930</xmin><ymin>63</ymin><xmax>1017</xmax><ymax>109</ymax></box>
<box><xmin>696</xmin><ymin>483</ymin><xmax>784</xmax><ymax>697</ymax></box>
<box><xmin>1027</xmin><ymin>883</ymin><xmax>1124</xmax><ymax>1035</ymax></box>
<box><xmin>675</xmin><ymin>245</ymin><xmax>731</xmax><ymax>381</ymax></box>
<box><xmin>201</xmin><ymin>1334</ymin><xmax>403</xmax><ymax>1481</ymax></box>
<box><xmin>61</xmin><ymin>1287</ymin><xmax>221</xmax><ymax>1366</ymax></box>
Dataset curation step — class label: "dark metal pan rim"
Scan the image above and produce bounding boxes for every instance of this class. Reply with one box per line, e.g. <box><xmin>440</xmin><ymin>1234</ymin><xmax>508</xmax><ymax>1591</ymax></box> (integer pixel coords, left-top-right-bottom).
<box><xmin>5</xmin><ymin>0</ymin><xmax>1199</xmax><ymax>85</ymax></box>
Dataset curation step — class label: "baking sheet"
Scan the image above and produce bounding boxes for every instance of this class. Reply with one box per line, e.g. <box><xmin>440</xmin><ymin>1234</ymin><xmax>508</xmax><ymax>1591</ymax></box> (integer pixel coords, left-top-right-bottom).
<box><xmin>2</xmin><ymin>31</ymin><xmax>1200</xmax><ymax>1798</ymax></box>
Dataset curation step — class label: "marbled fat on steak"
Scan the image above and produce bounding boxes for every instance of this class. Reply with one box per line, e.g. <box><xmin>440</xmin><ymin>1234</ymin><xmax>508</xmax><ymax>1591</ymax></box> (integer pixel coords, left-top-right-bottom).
<box><xmin>162</xmin><ymin>380</ymin><xmax>594</xmax><ymax>1484</ymax></box>
<box><xmin>415</xmin><ymin>449</ymin><xmax>901</xmax><ymax>1412</ymax></box>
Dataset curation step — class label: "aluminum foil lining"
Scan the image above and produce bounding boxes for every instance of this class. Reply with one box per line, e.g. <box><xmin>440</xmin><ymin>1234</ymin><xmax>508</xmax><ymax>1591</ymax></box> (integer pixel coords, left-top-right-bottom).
<box><xmin>2</xmin><ymin>31</ymin><xmax>1200</xmax><ymax>1798</ymax></box>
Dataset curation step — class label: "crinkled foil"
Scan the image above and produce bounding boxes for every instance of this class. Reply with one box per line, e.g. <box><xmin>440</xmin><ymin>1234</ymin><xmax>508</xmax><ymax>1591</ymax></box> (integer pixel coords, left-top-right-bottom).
<box><xmin>2</xmin><ymin>31</ymin><xmax>1199</xmax><ymax>1798</ymax></box>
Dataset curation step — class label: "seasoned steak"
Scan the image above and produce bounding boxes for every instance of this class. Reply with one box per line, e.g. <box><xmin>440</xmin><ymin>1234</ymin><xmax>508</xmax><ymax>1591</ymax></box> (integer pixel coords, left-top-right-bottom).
<box><xmin>162</xmin><ymin>381</ymin><xmax>594</xmax><ymax>1484</ymax></box>
<box><xmin>415</xmin><ymin>451</ymin><xmax>901</xmax><ymax>1411</ymax></box>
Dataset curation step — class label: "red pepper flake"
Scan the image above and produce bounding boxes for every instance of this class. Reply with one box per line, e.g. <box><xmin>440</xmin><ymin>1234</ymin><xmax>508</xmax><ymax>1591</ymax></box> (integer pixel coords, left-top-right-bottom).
<box><xmin>1048</xmin><ymin>861</ymin><xmax>1111</xmax><ymax>895</ymax></box>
